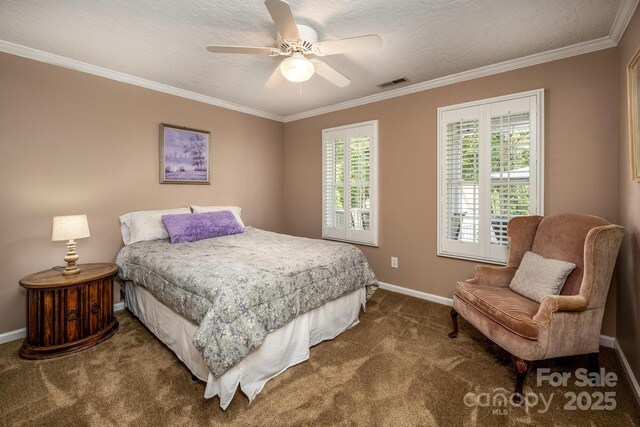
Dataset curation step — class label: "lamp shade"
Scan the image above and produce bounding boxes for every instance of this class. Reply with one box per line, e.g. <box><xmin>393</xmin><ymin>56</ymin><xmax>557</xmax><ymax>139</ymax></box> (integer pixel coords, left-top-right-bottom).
<box><xmin>52</xmin><ymin>215</ymin><xmax>91</xmax><ymax>241</ymax></box>
<box><xmin>280</xmin><ymin>53</ymin><xmax>315</xmax><ymax>83</ymax></box>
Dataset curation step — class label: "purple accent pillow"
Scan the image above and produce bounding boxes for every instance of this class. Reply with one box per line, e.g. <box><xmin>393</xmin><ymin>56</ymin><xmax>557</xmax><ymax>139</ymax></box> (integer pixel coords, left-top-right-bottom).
<box><xmin>161</xmin><ymin>211</ymin><xmax>243</xmax><ymax>243</ymax></box>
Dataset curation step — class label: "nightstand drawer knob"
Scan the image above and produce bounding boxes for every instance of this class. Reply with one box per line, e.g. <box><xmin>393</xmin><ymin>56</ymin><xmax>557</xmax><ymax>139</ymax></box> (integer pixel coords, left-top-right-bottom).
<box><xmin>67</xmin><ymin>309</ymin><xmax>77</xmax><ymax>321</ymax></box>
<box><xmin>91</xmin><ymin>303</ymin><xmax>100</xmax><ymax>314</ymax></box>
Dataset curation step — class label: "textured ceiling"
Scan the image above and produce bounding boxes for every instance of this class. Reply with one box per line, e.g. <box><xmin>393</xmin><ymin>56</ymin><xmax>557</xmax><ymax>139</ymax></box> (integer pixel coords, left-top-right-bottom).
<box><xmin>0</xmin><ymin>0</ymin><xmax>627</xmax><ymax>118</ymax></box>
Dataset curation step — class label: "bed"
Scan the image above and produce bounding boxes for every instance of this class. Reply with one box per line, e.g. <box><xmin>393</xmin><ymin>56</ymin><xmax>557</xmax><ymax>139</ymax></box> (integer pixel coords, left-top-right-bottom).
<box><xmin>116</xmin><ymin>211</ymin><xmax>377</xmax><ymax>409</ymax></box>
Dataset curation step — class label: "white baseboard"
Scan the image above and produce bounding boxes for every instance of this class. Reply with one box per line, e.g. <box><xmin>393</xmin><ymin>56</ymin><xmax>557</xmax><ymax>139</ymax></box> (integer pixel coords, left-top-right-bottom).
<box><xmin>0</xmin><ymin>328</ymin><xmax>27</xmax><ymax>345</ymax></box>
<box><xmin>599</xmin><ymin>334</ymin><xmax>616</xmax><ymax>349</ymax></box>
<box><xmin>378</xmin><ymin>280</ymin><xmax>638</xmax><ymax>399</ymax></box>
<box><xmin>614</xmin><ymin>340</ymin><xmax>640</xmax><ymax>405</ymax></box>
<box><xmin>378</xmin><ymin>281</ymin><xmax>617</xmax><ymax>349</ymax></box>
<box><xmin>377</xmin><ymin>281</ymin><xmax>454</xmax><ymax>306</ymax></box>
<box><xmin>0</xmin><ymin>301</ymin><xmax>126</xmax><ymax>345</ymax></box>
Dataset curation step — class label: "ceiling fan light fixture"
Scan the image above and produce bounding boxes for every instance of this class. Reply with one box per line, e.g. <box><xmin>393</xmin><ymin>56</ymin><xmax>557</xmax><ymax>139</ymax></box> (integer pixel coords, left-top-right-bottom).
<box><xmin>280</xmin><ymin>53</ymin><xmax>314</xmax><ymax>82</ymax></box>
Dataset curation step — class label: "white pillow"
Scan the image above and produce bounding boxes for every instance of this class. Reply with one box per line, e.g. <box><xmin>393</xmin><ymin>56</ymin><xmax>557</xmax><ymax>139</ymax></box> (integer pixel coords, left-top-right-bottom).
<box><xmin>190</xmin><ymin>205</ymin><xmax>245</xmax><ymax>228</ymax></box>
<box><xmin>119</xmin><ymin>207</ymin><xmax>190</xmax><ymax>245</ymax></box>
<box><xmin>509</xmin><ymin>251</ymin><xmax>576</xmax><ymax>303</ymax></box>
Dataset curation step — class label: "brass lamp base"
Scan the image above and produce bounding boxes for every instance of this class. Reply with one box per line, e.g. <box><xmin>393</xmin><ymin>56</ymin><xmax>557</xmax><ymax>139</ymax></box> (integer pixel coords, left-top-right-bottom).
<box><xmin>63</xmin><ymin>239</ymin><xmax>81</xmax><ymax>276</ymax></box>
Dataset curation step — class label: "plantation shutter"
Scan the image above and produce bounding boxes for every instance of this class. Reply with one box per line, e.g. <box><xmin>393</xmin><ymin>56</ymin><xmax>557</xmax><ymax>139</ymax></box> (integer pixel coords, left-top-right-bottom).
<box><xmin>485</xmin><ymin>96</ymin><xmax>539</xmax><ymax>262</ymax></box>
<box><xmin>322</xmin><ymin>121</ymin><xmax>378</xmax><ymax>246</ymax></box>
<box><xmin>323</xmin><ymin>130</ymin><xmax>345</xmax><ymax>240</ymax></box>
<box><xmin>438</xmin><ymin>90</ymin><xmax>542</xmax><ymax>264</ymax></box>
<box><xmin>440</xmin><ymin>106</ymin><xmax>482</xmax><ymax>258</ymax></box>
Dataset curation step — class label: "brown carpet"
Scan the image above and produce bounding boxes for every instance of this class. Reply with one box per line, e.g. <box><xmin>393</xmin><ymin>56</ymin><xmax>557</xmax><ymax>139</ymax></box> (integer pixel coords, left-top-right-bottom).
<box><xmin>1</xmin><ymin>289</ymin><xmax>638</xmax><ymax>426</ymax></box>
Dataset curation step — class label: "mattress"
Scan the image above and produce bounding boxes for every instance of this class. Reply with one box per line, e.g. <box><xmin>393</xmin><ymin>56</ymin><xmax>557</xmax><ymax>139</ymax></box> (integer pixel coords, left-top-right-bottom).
<box><xmin>124</xmin><ymin>281</ymin><xmax>366</xmax><ymax>410</ymax></box>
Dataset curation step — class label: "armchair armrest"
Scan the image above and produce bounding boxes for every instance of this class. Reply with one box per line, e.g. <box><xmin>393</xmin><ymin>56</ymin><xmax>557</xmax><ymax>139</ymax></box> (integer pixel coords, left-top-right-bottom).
<box><xmin>466</xmin><ymin>265</ymin><xmax>517</xmax><ymax>287</ymax></box>
<box><xmin>533</xmin><ymin>295</ymin><xmax>589</xmax><ymax>323</ymax></box>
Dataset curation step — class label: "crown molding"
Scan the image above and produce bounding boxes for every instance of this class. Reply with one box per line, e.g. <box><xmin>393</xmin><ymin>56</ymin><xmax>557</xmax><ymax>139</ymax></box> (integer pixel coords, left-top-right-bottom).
<box><xmin>1</xmin><ymin>0</ymin><xmax>637</xmax><ymax>124</ymax></box>
<box><xmin>0</xmin><ymin>40</ymin><xmax>285</xmax><ymax>123</ymax></box>
<box><xmin>611</xmin><ymin>0</ymin><xmax>639</xmax><ymax>44</ymax></box>
<box><xmin>284</xmin><ymin>0</ymin><xmax>639</xmax><ymax>123</ymax></box>
<box><xmin>284</xmin><ymin>36</ymin><xmax>616</xmax><ymax>123</ymax></box>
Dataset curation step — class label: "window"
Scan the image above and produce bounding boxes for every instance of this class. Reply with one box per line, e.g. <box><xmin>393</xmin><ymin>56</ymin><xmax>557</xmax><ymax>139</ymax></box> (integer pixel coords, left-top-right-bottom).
<box><xmin>323</xmin><ymin>120</ymin><xmax>378</xmax><ymax>246</ymax></box>
<box><xmin>437</xmin><ymin>90</ymin><xmax>543</xmax><ymax>264</ymax></box>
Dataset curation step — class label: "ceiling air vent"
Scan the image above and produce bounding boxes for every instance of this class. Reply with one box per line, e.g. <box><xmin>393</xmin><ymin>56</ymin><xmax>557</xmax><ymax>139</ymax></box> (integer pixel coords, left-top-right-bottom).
<box><xmin>377</xmin><ymin>77</ymin><xmax>409</xmax><ymax>89</ymax></box>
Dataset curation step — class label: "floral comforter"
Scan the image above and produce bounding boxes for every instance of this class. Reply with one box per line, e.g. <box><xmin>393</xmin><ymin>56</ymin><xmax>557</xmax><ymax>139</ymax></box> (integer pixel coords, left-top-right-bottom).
<box><xmin>116</xmin><ymin>227</ymin><xmax>377</xmax><ymax>377</ymax></box>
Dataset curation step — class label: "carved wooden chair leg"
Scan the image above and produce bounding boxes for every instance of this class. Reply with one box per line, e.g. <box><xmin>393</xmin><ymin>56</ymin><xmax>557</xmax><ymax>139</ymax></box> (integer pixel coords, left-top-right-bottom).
<box><xmin>511</xmin><ymin>356</ymin><xmax>532</xmax><ymax>405</ymax></box>
<box><xmin>448</xmin><ymin>308</ymin><xmax>459</xmax><ymax>338</ymax></box>
<box><xmin>588</xmin><ymin>352</ymin><xmax>600</xmax><ymax>385</ymax></box>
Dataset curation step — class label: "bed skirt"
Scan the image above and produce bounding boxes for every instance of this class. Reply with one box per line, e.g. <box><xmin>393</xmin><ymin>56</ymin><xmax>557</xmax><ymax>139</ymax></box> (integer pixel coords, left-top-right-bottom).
<box><xmin>123</xmin><ymin>281</ymin><xmax>366</xmax><ymax>410</ymax></box>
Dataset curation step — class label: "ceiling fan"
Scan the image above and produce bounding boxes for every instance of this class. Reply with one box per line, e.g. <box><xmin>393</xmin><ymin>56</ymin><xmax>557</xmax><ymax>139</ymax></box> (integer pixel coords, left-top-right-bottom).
<box><xmin>206</xmin><ymin>0</ymin><xmax>383</xmax><ymax>88</ymax></box>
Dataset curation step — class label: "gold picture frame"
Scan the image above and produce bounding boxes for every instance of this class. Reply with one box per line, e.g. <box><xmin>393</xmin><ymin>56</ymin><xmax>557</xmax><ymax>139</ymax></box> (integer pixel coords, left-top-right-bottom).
<box><xmin>160</xmin><ymin>123</ymin><xmax>211</xmax><ymax>184</ymax></box>
<box><xmin>628</xmin><ymin>47</ymin><xmax>640</xmax><ymax>181</ymax></box>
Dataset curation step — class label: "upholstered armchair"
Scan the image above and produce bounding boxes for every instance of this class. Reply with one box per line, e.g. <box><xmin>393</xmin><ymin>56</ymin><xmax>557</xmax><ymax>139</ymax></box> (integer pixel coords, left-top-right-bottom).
<box><xmin>448</xmin><ymin>214</ymin><xmax>624</xmax><ymax>401</ymax></box>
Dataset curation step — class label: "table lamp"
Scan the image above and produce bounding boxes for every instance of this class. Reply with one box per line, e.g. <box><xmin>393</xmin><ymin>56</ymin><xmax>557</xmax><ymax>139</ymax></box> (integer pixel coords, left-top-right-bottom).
<box><xmin>51</xmin><ymin>215</ymin><xmax>91</xmax><ymax>276</ymax></box>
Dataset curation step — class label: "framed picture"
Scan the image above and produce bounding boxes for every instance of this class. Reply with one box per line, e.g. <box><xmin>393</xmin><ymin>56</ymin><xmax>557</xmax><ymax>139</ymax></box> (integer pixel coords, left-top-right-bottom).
<box><xmin>160</xmin><ymin>123</ymin><xmax>210</xmax><ymax>184</ymax></box>
<box><xmin>628</xmin><ymin>47</ymin><xmax>640</xmax><ymax>181</ymax></box>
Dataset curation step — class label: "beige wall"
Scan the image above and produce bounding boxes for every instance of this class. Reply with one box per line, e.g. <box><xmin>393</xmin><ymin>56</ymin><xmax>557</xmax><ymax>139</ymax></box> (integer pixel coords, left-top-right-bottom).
<box><xmin>0</xmin><ymin>43</ymin><xmax>627</xmax><ymax>342</ymax></box>
<box><xmin>617</xmin><ymin>6</ymin><xmax>640</xmax><ymax>390</ymax></box>
<box><xmin>0</xmin><ymin>53</ymin><xmax>285</xmax><ymax>333</ymax></box>
<box><xmin>284</xmin><ymin>48</ymin><xmax>619</xmax><ymax>336</ymax></box>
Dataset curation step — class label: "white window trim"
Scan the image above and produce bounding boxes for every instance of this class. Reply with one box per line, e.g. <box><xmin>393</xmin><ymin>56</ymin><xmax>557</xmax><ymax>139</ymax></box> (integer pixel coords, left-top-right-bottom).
<box><xmin>322</xmin><ymin>120</ymin><xmax>379</xmax><ymax>247</ymax></box>
<box><xmin>437</xmin><ymin>89</ymin><xmax>544</xmax><ymax>265</ymax></box>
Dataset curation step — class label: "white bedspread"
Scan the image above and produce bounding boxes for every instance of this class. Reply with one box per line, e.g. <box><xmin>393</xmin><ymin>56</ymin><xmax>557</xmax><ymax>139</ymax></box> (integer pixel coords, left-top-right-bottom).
<box><xmin>124</xmin><ymin>281</ymin><xmax>365</xmax><ymax>409</ymax></box>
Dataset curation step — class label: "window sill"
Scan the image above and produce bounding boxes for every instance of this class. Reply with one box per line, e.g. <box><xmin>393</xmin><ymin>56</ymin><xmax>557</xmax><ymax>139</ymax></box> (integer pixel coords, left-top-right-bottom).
<box><xmin>322</xmin><ymin>236</ymin><xmax>379</xmax><ymax>247</ymax></box>
<box><xmin>437</xmin><ymin>251</ymin><xmax>506</xmax><ymax>266</ymax></box>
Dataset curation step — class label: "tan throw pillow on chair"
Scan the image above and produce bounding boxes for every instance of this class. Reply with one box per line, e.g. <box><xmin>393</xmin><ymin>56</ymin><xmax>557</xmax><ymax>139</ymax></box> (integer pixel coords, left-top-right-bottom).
<box><xmin>509</xmin><ymin>251</ymin><xmax>576</xmax><ymax>303</ymax></box>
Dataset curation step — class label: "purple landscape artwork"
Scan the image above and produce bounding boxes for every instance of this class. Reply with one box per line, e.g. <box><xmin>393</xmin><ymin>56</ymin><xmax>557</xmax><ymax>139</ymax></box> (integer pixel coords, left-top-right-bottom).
<box><xmin>160</xmin><ymin>124</ymin><xmax>210</xmax><ymax>184</ymax></box>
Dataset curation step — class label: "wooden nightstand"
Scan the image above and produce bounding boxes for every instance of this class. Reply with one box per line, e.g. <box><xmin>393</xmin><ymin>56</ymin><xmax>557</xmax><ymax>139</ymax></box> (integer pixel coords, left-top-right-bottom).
<box><xmin>19</xmin><ymin>263</ymin><xmax>119</xmax><ymax>359</ymax></box>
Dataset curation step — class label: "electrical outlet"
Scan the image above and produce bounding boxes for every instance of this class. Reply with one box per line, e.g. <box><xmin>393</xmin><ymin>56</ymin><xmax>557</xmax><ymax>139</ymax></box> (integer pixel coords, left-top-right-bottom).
<box><xmin>391</xmin><ymin>257</ymin><xmax>398</xmax><ymax>268</ymax></box>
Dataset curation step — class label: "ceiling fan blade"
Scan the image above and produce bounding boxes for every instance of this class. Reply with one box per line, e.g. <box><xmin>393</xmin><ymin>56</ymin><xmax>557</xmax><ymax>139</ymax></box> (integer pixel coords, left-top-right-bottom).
<box><xmin>315</xmin><ymin>34</ymin><xmax>382</xmax><ymax>56</ymax></box>
<box><xmin>313</xmin><ymin>61</ymin><xmax>351</xmax><ymax>88</ymax></box>
<box><xmin>206</xmin><ymin>45</ymin><xmax>278</xmax><ymax>56</ymax></box>
<box><xmin>265</xmin><ymin>65</ymin><xmax>285</xmax><ymax>89</ymax></box>
<box><xmin>264</xmin><ymin>0</ymin><xmax>300</xmax><ymax>41</ymax></box>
